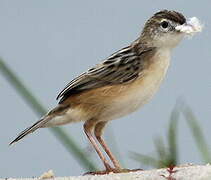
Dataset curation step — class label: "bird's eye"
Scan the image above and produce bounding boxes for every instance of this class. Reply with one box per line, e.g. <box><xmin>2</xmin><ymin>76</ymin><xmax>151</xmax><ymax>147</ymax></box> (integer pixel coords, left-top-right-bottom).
<box><xmin>160</xmin><ymin>21</ymin><xmax>169</xmax><ymax>29</ymax></box>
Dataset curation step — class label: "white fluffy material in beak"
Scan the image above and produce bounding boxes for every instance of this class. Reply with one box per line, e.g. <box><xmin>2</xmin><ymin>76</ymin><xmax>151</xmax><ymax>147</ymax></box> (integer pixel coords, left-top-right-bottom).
<box><xmin>175</xmin><ymin>17</ymin><xmax>203</xmax><ymax>35</ymax></box>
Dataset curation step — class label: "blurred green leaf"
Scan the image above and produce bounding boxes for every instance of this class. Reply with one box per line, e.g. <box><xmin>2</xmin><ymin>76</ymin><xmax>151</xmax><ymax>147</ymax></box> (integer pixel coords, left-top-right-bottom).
<box><xmin>167</xmin><ymin>103</ymin><xmax>179</xmax><ymax>166</ymax></box>
<box><xmin>130</xmin><ymin>152</ymin><xmax>159</xmax><ymax>167</ymax></box>
<box><xmin>131</xmin><ymin>102</ymin><xmax>180</xmax><ymax>168</ymax></box>
<box><xmin>131</xmin><ymin>98</ymin><xmax>211</xmax><ymax>168</ymax></box>
<box><xmin>0</xmin><ymin>59</ymin><xmax>97</xmax><ymax>171</ymax></box>
<box><xmin>181</xmin><ymin>102</ymin><xmax>211</xmax><ymax>163</ymax></box>
<box><xmin>153</xmin><ymin>136</ymin><xmax>167</xmax><ymax>160</ymax></box>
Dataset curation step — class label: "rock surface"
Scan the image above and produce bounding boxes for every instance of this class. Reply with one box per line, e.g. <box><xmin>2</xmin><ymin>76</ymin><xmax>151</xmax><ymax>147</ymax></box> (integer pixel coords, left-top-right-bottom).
<box><xmin>2</xmin><ymin>164</ymin><xmax>211</xmax><ymax>180</ymax></box>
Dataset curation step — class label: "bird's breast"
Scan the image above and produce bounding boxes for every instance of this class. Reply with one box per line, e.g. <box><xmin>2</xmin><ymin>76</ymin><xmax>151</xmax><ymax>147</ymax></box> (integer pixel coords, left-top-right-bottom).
<box><xmin>100</xmin><ymin>48</ymin><xmax>171</xmax><ymax>121</ymax></box>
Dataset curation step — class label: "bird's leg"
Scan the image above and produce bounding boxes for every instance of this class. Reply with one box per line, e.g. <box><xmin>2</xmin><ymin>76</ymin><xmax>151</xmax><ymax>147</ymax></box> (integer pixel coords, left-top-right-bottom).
<box><xmin>94</xmin><ymin>121</ymin><xmax>121</xmax><ymax>169</ymax></box>
<box><xmin>83</xmin><ymin>119</ymin><xmax>113</xmax><ymax>172</ymax></box>
<box><xmin>94</xmin><ymin>121</ymin><xmax>143</xmax><ymax>174</ymax></box>
<box><xmin>83</xmin><ymin>120</ymin><xmax>142</xmax><ymax>175</ymax></box>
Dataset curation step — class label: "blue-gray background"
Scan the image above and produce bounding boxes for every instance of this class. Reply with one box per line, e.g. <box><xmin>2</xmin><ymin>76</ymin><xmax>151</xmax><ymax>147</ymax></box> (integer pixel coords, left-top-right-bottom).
<box><xmin>0</xmin><ymin>0</ymin><xmax>210</xmax><ymax>177</ymax></box>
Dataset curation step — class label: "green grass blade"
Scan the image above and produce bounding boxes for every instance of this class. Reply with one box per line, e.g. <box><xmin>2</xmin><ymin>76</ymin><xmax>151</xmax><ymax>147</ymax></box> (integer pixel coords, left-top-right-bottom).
<box><xmin>153</xmin><ymin>136</ymin><xmax>173</xmax><ymax>168</ymax></box>
<box><xmin>181</xmin><ymin>102</ymin><xmax>211</xmax><ymax>163</ymax></box>
<box><xmin>153</xmin><ymin>136</ymin><xmax>167</xmax><ymax>160</ymax></box>
<box><xmin>167</xmin><ymin>103</ymin><xmax>180</xmax><ymax>166</ymax></box>
<box><xmin>130</xmin><ymin>152</ymin><xmax>159</xmax><ymax>167</ymax></box>
<box><xmin>0</xmin><ymin>59</ymin><xmax>45</xmax><ymax>115</ymax></box>
<box><xmin>0</xmin><ymin>59</ymin><xmax>97</xmax><ymax>171</ymax></box>
<box><xmin>50</xmin><ymin>127</ymin><xmax>97</xmax><ymax>170</ymax></box>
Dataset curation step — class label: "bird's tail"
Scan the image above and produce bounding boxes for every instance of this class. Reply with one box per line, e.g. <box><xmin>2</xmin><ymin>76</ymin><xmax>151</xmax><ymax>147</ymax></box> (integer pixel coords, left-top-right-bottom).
<box><xmin>9</xmin><ymin>116</ymin><xmax>51</xmax><ymax>145</ymax></box>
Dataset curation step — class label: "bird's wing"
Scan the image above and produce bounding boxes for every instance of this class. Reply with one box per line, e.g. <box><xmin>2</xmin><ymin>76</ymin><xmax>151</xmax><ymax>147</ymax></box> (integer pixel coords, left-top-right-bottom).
<box><xmin>57</xmin><ymin>46</ymin><xmax>155</xmax><ymax>103</ymax></box>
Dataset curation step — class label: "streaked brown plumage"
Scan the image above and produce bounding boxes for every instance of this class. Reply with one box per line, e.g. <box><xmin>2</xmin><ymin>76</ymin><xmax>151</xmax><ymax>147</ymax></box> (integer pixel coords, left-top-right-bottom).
<box><xmin>11</xmin><ymin>10</ymin><xmax>192</xmax><ymax>174</ymax></box>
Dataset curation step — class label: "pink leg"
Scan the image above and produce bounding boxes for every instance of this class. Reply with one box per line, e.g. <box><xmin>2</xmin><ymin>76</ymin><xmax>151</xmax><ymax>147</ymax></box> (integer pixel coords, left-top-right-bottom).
<box><xmin>83</xmin><ymin>120</ymin><xmax>112</xmax><ymax>171</ymax></box>
<box><xmin>94</xmin><ymin>121</ymin><xmax>121</xmax><ymax>169</ymax></box>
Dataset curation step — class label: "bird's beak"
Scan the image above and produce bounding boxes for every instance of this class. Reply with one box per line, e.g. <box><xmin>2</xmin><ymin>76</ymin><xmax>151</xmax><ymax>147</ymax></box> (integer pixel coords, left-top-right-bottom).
<box><xmin>175</xmin><ymin>17</ymin><xmax>203</xmax><ymax>36</ymax></box>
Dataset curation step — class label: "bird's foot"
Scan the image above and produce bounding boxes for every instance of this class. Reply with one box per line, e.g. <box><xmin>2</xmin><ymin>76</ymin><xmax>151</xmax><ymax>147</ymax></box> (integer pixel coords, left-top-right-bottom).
<box><xmin>84</xmin><ymin>168</ymin><xmax>143</xmax><ymax>175</ymax></box>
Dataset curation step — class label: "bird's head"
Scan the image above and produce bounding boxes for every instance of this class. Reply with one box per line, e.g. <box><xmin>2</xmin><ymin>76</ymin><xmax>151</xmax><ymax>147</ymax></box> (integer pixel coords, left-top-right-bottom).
<box><xmin>140</xmin><ymin>10</ymin><xmax>202</xmax><ymax>49</ymax></box>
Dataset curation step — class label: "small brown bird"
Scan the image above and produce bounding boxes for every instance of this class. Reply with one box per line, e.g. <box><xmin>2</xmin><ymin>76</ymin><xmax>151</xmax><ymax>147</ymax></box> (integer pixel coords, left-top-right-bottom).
<box><xmin>10</xmin><ymin>10</ymin><xmax>202</xmax><ymax>174</ymax></box>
